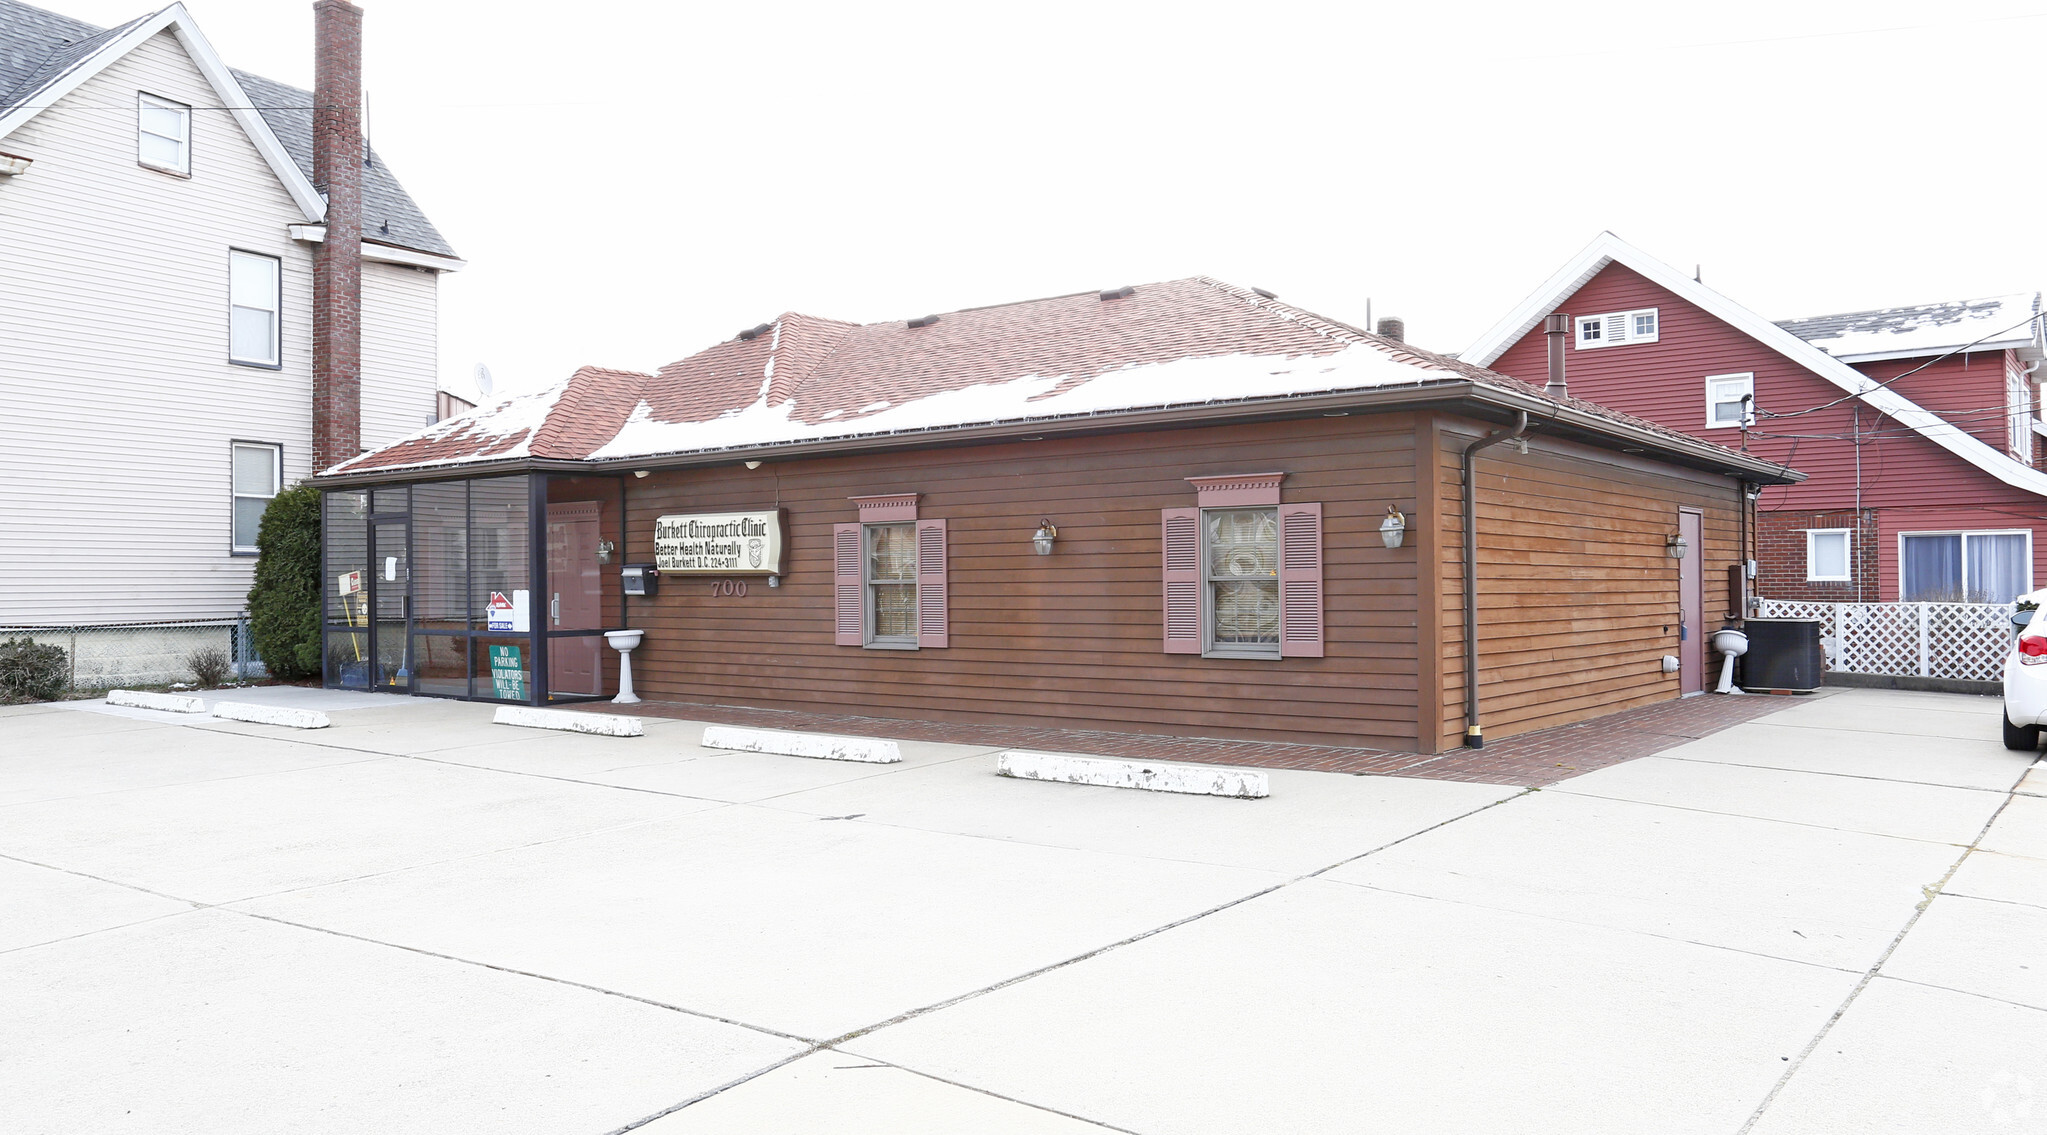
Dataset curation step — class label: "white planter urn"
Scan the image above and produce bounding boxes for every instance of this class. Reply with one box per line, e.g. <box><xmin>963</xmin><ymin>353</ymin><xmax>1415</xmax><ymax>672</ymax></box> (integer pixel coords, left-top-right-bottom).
<box><xmin>603</xmin><ymin>629</ymin><xmax>645</xmax><ymax>704</ymax></box>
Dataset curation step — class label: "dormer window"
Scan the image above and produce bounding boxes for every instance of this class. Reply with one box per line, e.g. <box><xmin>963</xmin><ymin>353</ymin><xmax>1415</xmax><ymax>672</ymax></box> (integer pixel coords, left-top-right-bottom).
<box><xmin>138</xmin><ymin>93</ymin><xmax>190</xmax><ymax>175</ymax></box>
<box><xmin>1575</xmin><ymin>308</ymin><xmax>1660</xmax><ymax>349</ymax></box>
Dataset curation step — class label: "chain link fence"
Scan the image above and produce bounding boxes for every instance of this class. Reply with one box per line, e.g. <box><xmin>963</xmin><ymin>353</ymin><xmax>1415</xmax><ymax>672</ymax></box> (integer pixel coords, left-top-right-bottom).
<box><xmin>0</xmin><ymin>615</ymin><xmax>265</xmax><ymax>691</ymax></box>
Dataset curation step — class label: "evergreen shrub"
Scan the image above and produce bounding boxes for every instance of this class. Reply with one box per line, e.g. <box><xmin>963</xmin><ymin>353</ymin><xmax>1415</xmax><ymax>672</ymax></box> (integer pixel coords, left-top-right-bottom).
<box><xmin>247</xmin><ymin>483</ymin><xmax>323</xmax><ymax>680</ymax></box>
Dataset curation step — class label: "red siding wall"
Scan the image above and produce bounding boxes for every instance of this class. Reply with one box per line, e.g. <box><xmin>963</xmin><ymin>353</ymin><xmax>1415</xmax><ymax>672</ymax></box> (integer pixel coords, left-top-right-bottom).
<box><xmin>1489</xmin><ymin>263</ymin><xmax>2047</xmax><ymax>599</ymax></box>
<box><xmin>1867</xmin><ymin>352</ymin><xmax>2013</xmax><ymax>455</ymax></box>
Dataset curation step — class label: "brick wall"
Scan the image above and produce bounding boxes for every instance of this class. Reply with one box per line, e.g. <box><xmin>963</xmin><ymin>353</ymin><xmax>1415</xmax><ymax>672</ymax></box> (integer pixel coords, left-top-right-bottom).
<box><xmin>1756</xmin><ymin>508</ymin><xmax>1878</xmax><ymax>602</ymax></box>
<box><xmin>310</xmin><ymin>0</ymin><xmax>363</xmax><ymax>471</ymax></box>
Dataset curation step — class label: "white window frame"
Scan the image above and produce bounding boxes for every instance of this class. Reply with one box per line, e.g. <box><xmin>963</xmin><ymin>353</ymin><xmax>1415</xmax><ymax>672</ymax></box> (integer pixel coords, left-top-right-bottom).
<box><xmin>862</xmin><ymin>521</ymin><xmax>918</xmax><ymax>649</ymax></box>
<box><xmin>230</xmin><ymin>441</ymin><xmax>282</xmax><ymax>554</ymax></box>
<box><xmin>2009</xmin><ymin>362</ymin><xmax>2033</xmax><ymax>461</ymax></box>
<box><xmin>1805</xmin><ymin>529</ymin><xmax>1852</xmax><ymax>582</ymax></box>
<box><xmin>137</xmin><ymin>92</ymin><xmax>190</xmax><ymax>175</ymax></box>
<box><xmin>1575</xmin><ymin>307</ymin><xmax>1660</xmax><ymax>350</ymax></box>
<box><xmin>1201</xmin><ymin>505</ymin><xmax>1282</xmax><ymax>661</ymax></box>
<box><xmin>228</xmin><ymin>250</ymin><xmax>282</xmax><ymax>367</ymax></box>
<box><xmin>1897</xmin><ymin>528</ymin><xmax>2034</xmax><ymax>603</ymax></box>
<box><xmin>1704</xmin><ymin>372</ymin><xmax>1755</xmax><ymax>429</ymax></box>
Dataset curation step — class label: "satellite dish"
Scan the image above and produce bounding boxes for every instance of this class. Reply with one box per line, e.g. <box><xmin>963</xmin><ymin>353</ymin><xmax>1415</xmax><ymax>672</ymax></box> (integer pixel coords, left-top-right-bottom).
<box><xmin>473</xmin><ymin>363</ymin><xmax>494</xmax><ymax>398</ymax></box>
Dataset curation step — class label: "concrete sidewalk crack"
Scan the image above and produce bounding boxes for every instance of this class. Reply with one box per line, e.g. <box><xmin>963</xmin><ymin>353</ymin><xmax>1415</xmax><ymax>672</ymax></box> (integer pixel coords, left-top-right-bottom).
<box><xmin>1734</xmin><ymin>790</ymin><xmax>2023</xmax><ymax>1134</ymax></box>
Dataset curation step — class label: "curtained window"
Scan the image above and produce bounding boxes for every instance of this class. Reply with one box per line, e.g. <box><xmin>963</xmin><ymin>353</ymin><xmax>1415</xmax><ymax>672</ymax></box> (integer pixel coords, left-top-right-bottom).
<box><xmin>1901</xmin><ymin>531</ymin><xmax>2031</xmax><ymax>603</ymax></box>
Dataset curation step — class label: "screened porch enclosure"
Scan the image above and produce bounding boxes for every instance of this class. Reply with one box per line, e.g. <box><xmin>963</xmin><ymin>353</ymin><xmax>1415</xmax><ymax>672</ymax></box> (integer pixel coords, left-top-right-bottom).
<box><xmin>321</xmin><ymin>474</ymin><xmax>625</xmax><ymax>703</ymax></box>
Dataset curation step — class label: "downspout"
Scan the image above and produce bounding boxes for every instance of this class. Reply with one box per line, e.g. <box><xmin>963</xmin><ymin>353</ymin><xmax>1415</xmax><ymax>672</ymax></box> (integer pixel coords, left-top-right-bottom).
<box><xmin>1461</xmin><ymin>410</ymin><xmax>1529</xmax><ymax>749</ymax></box>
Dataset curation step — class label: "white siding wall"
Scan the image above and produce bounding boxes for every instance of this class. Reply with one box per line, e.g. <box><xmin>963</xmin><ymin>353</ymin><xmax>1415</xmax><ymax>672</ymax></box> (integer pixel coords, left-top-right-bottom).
<box><xmin>362</xmin><ymin>260</ymin><xmax>439</xmax><ymax>449</ymax></box>
<box><xmin>0</xmin><ymin>31</ymin><xmax>439</xmax><ymax>624</ymax></box>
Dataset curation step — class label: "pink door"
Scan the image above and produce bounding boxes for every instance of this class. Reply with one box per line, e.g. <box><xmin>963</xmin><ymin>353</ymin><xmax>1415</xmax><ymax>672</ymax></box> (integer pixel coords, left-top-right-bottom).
<box><xmin>547</xmin><ymin>502</ymin><xmax>604</xmax><ymax>696</ymax></box>
<box><xmin>1679</xmin><ymin>509</ymin><xmax>1705</xmax><ymax>695</ymax></box>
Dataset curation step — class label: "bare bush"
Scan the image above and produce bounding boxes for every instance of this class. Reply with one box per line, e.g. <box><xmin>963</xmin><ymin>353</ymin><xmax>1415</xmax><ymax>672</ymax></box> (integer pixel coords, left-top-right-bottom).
<box><xmin>187</xmin><ymin>646</ymin><xmax>232</xmax><ymax>687</ymax></box>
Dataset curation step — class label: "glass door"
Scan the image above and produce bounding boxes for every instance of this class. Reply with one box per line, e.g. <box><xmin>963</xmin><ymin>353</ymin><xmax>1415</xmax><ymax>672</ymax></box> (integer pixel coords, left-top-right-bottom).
<box><xmin>370</xmin><ymin>518</ymin><xmax>413</xmax><ymax>692</ymax></box>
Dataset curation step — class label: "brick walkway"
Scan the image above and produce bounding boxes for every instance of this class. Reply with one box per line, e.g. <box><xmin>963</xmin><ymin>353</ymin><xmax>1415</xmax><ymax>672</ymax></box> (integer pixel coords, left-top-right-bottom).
<box><xmin>600</xmin><ymin>691</ymin><xmax>1816</xmax><ymax>788</ymax></box>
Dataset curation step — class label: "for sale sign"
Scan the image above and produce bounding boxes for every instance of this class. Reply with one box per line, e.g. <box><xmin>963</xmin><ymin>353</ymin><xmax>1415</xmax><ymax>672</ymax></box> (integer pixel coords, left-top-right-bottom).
<box><xmin>338</xmin><ymin>571</ymin><xmax>361</xmax><ymax>596</ymax></box>
<box><xmin>486</xmin><ymin>591</ymin><xmax>513</xmax><ymax>632</ymax></box>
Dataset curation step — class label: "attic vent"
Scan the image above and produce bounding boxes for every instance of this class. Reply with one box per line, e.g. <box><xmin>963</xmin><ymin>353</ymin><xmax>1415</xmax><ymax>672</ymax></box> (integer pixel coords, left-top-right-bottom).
<box><xmin>1099</xmin><ymin>286</ymin><xmax>1135</xmax><ymax>301</ymax></box>
<box><xmin>1251</xmin><ymin>287</ymin><xmax>1277</xmax><ymax>300</ymax></box>
<box><xmin>379</xmin><ymin>219</ymin><xmax>389</xmax><ymax>235</ymax></box>
<box><xmin>737</xmin><ymin>323</ymin><xmax>772</xmax><ymax>341</ymax></box>
<box><xmin>907</xmin><ymin>314</ymin><xmax>941</xmax><ymax>329</ymax></box>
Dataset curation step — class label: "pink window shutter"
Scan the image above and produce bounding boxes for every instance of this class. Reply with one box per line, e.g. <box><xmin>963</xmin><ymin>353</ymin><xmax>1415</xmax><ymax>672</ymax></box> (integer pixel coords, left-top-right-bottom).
<box><xmin>1279</xmin><ymin>502</ymin><xmax>1325</xmax><ymax>658</ymax></box>
<box><xmin>916</xmin><ymin>519</ymin><xmax>948</xmax><ymax>648</ymax></box>
<box><xmin>1161</xmin><ymin>508</ymin><xmax>1201</xmax><ymax>654</ymax></box>
<box><xmin>833</xmin><ymin>523</ymin><xmax>863</xmax><ymax>646</ymax></box>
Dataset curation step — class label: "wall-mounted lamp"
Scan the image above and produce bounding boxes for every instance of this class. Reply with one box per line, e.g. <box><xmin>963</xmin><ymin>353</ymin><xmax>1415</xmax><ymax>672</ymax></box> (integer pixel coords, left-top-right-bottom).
<box><xmin>633</xmin><ymin>470</ymin><xmax>650</xmax><ymax>479</ymax></box>
<box><xmin>1032</xmin><ymin>519</ymin><xmax>1058</xmax><ymax>556</ymax></box>
<box><xmin>1666</xmin><ymin>533</ymin><xmax>1690</xmax><ymax>559</ymax></box>
<box><xmin>1379</xmin><ymin>505</ymin><xmax>1407</xmax><ymax>550</ymax></box>
<box><xmin>744</xmin><ymin>460</ymin><xmax>762</xmax><ymax>470</ymax></box>
<box><xmin>596</xmin><ymin>539</ymin><xmax>615</xmax><ymax>565</ymax></box>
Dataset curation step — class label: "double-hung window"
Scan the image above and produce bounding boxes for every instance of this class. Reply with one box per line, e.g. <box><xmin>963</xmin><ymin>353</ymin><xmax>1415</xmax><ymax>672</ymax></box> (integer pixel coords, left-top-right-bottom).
<box><xmin>1163</xmin><ymin>474</ymin><xmax>1324</xmax><ymax>659</ymax></box>
<box><xmin>229</xmin><ymin>251</ymin><xmax>281</xmax><ymax>367</ymax></box>
<box><xmin>1806</xmin><ymin>529</ymin><xmax>1851</xmax><ymax>582</ymax></box>
<box><xmin>865</xmin><ymin>522</ymin><xmax>918</xmax><ymax>646</ymax></box>
<box><xmin>1705</xmin><ymin>373</ymin><xmax>1755</xmax><ymax>429</ymax></box>
<box><xmin>231</xmin><ymin>442</ymin><xmax>282</xmax><ymax>553</ymax></box>
<box><xmin>1900</xmin><ymin>530</ymin><xmax>2031</xmax><ymax>603</ymax></box>
<box><xmin>138</xmin><ymin>93</ymin><xmax>190</xmax><ymax>175</ymax></box>
<box><xmin>1204</xmin><ymin>508</ymin><xmax>1281</xmax><ymax>658</ymax></box>
<box><xmin>1575</xmin><ymin>308</ymin><xmax>1659</xmax><ymax>349</ymax></box>
<box><xmin>835</xmin><ymin>495</ymin><xmax>949</xmax><ymax>649</ymax></box>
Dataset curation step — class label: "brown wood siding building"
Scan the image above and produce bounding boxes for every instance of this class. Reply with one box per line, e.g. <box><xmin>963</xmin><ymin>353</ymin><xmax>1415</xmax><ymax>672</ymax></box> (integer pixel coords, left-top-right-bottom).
<box><xmin>607</xmin><ymin>411</ymin><xmax>1750</xmax><ymax>753</ymax></box>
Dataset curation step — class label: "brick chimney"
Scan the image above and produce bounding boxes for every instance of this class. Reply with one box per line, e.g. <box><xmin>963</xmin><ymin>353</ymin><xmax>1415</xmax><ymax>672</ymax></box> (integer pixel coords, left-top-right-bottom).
<box><xmin>311</xmin><ymin>0</ymin><xmax>363</xmax><ymax>470</ymax></box>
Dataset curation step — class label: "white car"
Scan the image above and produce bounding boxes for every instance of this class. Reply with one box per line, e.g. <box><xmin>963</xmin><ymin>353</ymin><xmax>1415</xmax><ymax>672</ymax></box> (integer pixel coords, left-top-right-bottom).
<box><xmin>2004</xmin><ymin>591</ymin><xmax>2047</xmax><ymax>749</ymax></box>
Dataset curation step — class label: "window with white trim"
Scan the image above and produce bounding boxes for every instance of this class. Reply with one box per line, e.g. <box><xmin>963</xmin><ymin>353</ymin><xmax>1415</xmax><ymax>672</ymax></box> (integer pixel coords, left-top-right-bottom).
<box><xmin>2008</xmin><ymin>362</ymin><xmax>2032</xmax><ymax>461</ymax></box>
<box><xmin>1575</xmin><ymin>308</ymin><xmax>1659</xmax><ymax>349</ymax></box>
<box><xmin>864</xmin><ymin>522</ymin><xmax>918</xmax><ymax>646</ymax></box>
<box><xmin>1705</xmin><ymin>372</ymin><xmax>1755</xmax><ymax>429</ymax></box>
<box><xmin>1900</xmin><ymin>530</ymin><xmax>2032</xmax><ymax>603</ymax></box>
<box><xmin>1806</xmin><ymin>529</ymin><xmax>1851</xmax><ymax>582</ymax></box>
<box><xmin>231</xmin><ymin>442</ymin><xmax>282</xmax><ymax>553</ymax></box>
<box><xmin>138</xmin><ymin>93</ymin><xmax>190</xmax><ymax>174</ymax></box>
<box><xmin>229</xmin><ymin>251</ymin><xmax>281</xmax><ymax>366</ymax></box>
<box><xmin>1204</xmin><ymin>507</ymin><xmax>1280</xmax><ymax>658</ymax></box>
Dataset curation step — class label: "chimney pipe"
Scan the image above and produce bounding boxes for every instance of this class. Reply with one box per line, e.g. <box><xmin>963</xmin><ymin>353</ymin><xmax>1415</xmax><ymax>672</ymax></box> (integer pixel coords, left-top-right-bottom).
<box><xmin>312</xmin><ymin>0</ymin><xmax>364</xmax><ymax>471</ymax></box>
<box><xmin>1375</xmin><ymin>317</ymin><xmax>1405</xmax><ymax>343</ymax></box>
<box><xmin>1544</xmin><ymin>312</ymin><xmax>1571</xmax><ymax>399</ymax></box>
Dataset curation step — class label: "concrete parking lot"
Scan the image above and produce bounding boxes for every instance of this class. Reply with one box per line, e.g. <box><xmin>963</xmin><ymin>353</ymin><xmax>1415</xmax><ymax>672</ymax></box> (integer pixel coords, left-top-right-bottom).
<box><xmin>1</xmin><ymin>686</ymin><xmax>2040</xmax><ymax>1133</ymax></box>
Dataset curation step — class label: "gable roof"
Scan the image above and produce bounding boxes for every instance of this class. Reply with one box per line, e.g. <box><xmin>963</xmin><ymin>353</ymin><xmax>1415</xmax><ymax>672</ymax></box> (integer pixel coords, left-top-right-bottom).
<box><xmin>323</xmin><ymin>276</ymin><xmax>1799</xmax><ymax>488</ymax></box>
<box><xmin>1776</xmin><ymin>291</ymin><xmax>2043</xmax><ymax>364</ymax></box>
<box><xmin>1463</xmin><ymin>232</ymin><xmax>2047</xmax><ymax>500</ymax></box>
<box><xmin>0</xmin><ymin>0</ymin><xmax>454</xmax><ymax>259</ymax></box>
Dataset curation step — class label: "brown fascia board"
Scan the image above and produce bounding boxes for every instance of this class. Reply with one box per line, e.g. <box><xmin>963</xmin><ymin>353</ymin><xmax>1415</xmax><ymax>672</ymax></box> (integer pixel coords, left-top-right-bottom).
<box><xmin>312</xmin><ymin>381</ymin><xmax>1803</xmax><ymax>489</ymax></box>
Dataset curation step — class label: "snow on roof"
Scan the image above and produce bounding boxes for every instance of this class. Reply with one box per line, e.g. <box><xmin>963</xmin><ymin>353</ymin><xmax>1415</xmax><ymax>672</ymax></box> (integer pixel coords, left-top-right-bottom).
<box><xmin>326</xmin><ymin>276</ymin><xmax>1775</xmax><ymax>480</ymax></box>
<box><xmin>1776</xmin><ymin>292</ymin><xmax>2042</xmax><ymax>362</ymax></box>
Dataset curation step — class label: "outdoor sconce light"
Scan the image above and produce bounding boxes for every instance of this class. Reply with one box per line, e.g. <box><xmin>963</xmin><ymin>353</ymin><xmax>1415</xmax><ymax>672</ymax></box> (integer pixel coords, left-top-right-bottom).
<box><xmin>596</xmin><ymin>539</ymin><xmax>615</xmax><ymax>565</ymax></box>
<box><xmin>1032</xmin><ymin>519</ymin><xmax>1058</xmax><ymax>556</ymax></box>
<box><xmin>1666</xmin><ymin>533</ymin><xmax>1690</xmax><ymax>559</ymax></box>
<box><xmin>633</xmin><ymin>470</ymin><xmax>650</xmax><ymax>479</ymax></box>
<box><xmin>744</xmin><ymin>460</ymin><xmax>762</xmax><ymax>470</ymax></box>
<box><xmin>1379</xmin><ymin>505</ymin><xmax>1407</xmax><ymax>550</ymax></box>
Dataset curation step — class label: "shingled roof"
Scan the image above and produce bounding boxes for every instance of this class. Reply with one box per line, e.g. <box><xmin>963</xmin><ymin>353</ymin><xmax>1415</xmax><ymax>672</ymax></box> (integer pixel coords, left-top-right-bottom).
<box><xmin>0</xmin><ymin>0</ymin><xmax>454</xmax><ymax>258</ymax></box>
<box><xmin>327</xmin><ymin>277</ymin><xmax>1798</xmax><ymax>486</ymax></box>
<box><xmin>1775</xmin><ymin>291</ymin><xmax>2043</xmax><ymax>363</ymax></box>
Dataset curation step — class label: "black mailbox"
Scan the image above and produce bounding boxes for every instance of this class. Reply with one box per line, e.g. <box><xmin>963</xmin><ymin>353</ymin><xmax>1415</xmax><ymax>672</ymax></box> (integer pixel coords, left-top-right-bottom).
<box><xmin>622</xmin><ymin>563</ymin><xmax>660</xmax><ymax>597</ymax></box>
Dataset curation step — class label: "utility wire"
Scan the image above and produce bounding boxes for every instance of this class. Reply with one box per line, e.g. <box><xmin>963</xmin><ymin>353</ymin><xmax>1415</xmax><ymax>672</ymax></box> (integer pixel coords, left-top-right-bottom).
<box><xmin>1758</xmin><ymin>309</ymin><xmax>2047</xmax><ymax>421</ymax></box>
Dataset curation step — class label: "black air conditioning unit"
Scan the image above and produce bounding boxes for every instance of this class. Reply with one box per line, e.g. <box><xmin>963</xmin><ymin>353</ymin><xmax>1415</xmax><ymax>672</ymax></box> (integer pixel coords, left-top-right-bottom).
<box><xmin>1739</xmin><ymin>618</ymin><xmax>1825</xmax><ymax>693</ymax></box>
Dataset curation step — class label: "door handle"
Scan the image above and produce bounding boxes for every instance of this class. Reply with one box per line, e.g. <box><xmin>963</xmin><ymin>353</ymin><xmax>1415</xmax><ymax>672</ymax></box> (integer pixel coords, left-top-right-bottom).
<box><xmin>551</xmin><ymin>593</ymin><xmax>561</xmax><ymax>625</ymax></box>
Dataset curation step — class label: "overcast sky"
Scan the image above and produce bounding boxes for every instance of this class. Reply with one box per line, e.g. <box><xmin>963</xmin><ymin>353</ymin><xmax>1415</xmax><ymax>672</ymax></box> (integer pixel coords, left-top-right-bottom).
<box><xmin>53</xmin><ymin>0</ymin><xmax>2047</xmax><ymax>399</ymax></box>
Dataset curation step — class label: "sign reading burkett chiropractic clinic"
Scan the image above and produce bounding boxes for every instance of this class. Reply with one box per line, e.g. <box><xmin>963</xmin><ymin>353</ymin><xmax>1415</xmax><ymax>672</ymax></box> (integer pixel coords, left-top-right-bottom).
<box><xmin>654</xmin><ymin>511</ymin><xmax>784</xmax><ymax>574</ymax></box>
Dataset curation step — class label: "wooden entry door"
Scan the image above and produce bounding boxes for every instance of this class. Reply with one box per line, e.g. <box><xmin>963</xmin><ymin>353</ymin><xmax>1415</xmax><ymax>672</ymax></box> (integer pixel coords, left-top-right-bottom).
<box><xmin>1679</xmin><ymin>509</ymin><xmax>1705</xmax><ymax>695</ymax></box>
<box><xmin>547</xmin><ymin>502</ymin><xmax>604</xmax><ymax>696</ymax></box>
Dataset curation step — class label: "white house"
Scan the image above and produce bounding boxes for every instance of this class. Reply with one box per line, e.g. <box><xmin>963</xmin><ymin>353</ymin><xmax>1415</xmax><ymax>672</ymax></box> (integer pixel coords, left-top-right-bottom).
<box><xmin>0</xmin><ymin>0</ymin><xmax>459</xmax><ymax>634</ymax></box>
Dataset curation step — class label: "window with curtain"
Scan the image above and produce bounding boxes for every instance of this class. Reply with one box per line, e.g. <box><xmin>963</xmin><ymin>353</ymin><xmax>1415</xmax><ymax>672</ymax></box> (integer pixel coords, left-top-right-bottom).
<box><xmin>1205</xmin><ymin>508</ymin><xmax>1280</xmax><ymax>657</ymax></box>
<box><xmin>1901</xmin><ymin>531</ymin><xmax>2031</xmax><ymax>603</ymax></box>
<box><xmin>865</xmin><ymin>522</ymin><xmax>917</xmax><ymax>645</ymax></box>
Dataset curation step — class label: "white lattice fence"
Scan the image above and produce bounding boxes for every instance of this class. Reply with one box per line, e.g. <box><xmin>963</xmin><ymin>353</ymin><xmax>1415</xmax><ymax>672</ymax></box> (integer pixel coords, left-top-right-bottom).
<box><xmin>1753</xmin><ymin>599</ymin><xmax>2016</xmax><ymax>682</ymax></box>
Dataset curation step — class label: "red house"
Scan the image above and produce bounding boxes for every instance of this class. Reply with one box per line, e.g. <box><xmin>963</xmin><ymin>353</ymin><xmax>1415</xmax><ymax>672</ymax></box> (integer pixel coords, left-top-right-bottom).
<box><xmin>1465</xmin><ymin>234</ymin><xmax>2047</xmax><ymax>606</ymax></box>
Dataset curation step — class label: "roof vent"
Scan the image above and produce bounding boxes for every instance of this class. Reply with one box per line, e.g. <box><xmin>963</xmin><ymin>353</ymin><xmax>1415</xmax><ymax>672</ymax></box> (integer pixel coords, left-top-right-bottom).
<box><xmin>1376</xmin><ymin>317</ymin><xmax>1405</xmax><ymax>343</ymax></box>
<box><xmin>737</xmin><ymin>323</ymin><xmax>772</xmax><ymax>341</ymax></box>
<box><xmin>1251</xmin><ymin>287</ymin><xmax>1277</xmax><ymax>300</ymax></box>
<box><xmin>907</xmin><ymin>314</ymin><xmax>941</xmax><ymax>329</ymax></box>
<box><xmin>1099</xmin><ymin>286</ymin><xmax>1135</xmax><ymax>301</ymax></box>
